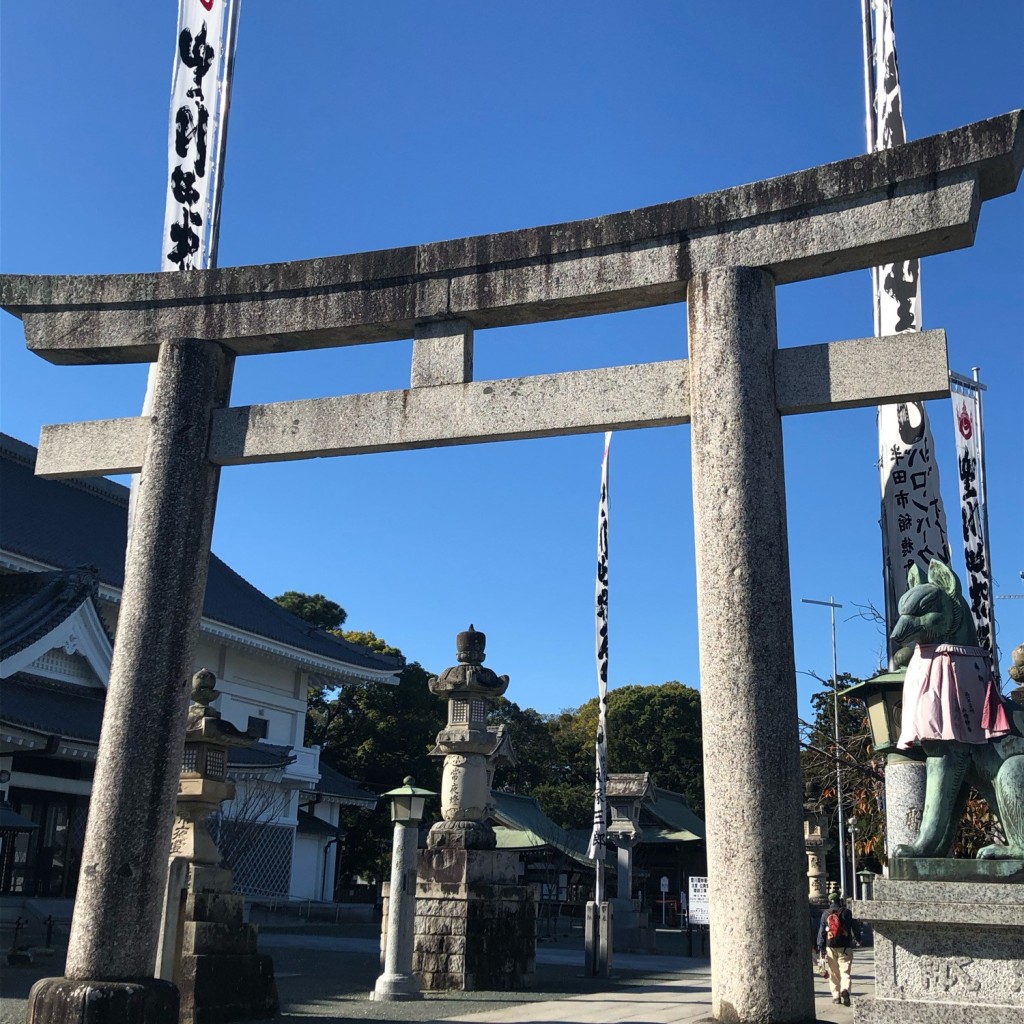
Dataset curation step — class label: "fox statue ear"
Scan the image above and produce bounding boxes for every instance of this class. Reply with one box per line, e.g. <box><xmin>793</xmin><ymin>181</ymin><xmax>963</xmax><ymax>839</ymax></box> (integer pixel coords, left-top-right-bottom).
<box><xmin>927</xmin><ymin>559</ymin><xmax>961</xmax><ymax>600</ymax></box>
<box><xmin>907</xmin><ymin>562</ymin><xmax>924</xmax><ymax>589</ymax></box>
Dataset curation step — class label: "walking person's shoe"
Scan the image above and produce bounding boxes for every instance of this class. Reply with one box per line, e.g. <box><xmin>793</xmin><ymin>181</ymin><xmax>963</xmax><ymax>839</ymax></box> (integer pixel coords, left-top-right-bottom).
<box><xmin>841</xmin><ymin>990</ymin><xmax>851</xmax><ymax>1006</ymax></box>
<box><xmin>832</xmin><ymin>997</ymin><xmax>842</xmax><ymax>1004</ymax></box>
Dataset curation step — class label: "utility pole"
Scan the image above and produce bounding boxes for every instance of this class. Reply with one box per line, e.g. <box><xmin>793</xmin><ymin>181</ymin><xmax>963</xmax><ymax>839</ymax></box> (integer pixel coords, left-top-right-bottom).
<box><xmin>803</xmin><ymin>597</ymin><xmax>846</xmax><ymax>898</ymax></box>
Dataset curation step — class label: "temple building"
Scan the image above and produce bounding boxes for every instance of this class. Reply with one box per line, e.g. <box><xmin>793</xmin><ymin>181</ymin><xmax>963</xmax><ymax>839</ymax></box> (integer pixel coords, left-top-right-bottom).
<box><xmin>0</xmin><ymin>433</ymin><xmax>399</xmax><ymax>901</ymax></box>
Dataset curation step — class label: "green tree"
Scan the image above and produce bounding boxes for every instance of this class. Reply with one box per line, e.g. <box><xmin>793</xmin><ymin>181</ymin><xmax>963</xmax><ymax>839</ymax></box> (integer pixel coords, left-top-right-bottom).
<box><xmin>515</xmin><ymin>682</ymin><xmax>704</xmax><ymax>830</ymax></box>
<box><xmin>487</xmin><ymin>698</ymin><xmax>559</xmax><ymax>794</ymax></box>
<box><xmin>273</xmin><ymin>591</ymin><xmax>348</xmax><ymax>631</ymax></box>
<box><xmin>308</xmin><ymin>633</ymin><xmax>446</xmax><ymax>885</ymax></box>
<box><xmin>800</xmin><ymin>673</ymin><xmax>885</xmax><ymax>873</ymax></box>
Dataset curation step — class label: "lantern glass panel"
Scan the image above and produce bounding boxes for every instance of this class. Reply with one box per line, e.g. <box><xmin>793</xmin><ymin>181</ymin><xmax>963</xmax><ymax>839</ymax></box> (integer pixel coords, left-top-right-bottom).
<box><xmin>866</xmin><ymin>694</ymin><xmax>892</xmax><ymax>749</ymax></box>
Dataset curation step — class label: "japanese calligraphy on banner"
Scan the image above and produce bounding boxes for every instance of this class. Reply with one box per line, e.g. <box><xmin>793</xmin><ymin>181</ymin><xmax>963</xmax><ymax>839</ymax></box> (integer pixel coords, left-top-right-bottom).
<box><xmin>129</xmin><ymin>0</ymin><xmax>239</xmax><ymax>556</ymax></box>
<box><xmin>879</xmin><ymin>403</ymin><xmax>951</xmax><ymax>635</ymax></box>
<box><xmin>871</xmin><ymin>0</ymin><xmax>951</xmax><ymax>644</ymax></box>
<box><xmin>162</xmin><ymin>0</ymin><xmax>238</xmax><ymax>272</ymax></box>
<box><xmin>588</xmin><ymin>432</ymin><xmax>611</xmax><ymax>863</ymax></box>
<box><xmin>952</xmin><ymin>391</ymin><xmax>994</xmax><ymax>652</ymax></box>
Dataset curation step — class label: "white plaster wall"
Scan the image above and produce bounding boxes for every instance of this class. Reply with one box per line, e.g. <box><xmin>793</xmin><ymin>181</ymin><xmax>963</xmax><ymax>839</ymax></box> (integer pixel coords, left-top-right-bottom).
<box><xmin>292</xmin><ymin>833</ymin><xmax>323</xmax><ymax>900</ymax></box>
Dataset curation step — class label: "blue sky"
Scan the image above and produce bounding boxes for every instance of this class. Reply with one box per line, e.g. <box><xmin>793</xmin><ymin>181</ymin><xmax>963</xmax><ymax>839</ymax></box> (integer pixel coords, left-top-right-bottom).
<box><xmin>1</xmin><ymin>2</ymin><xmax>1021</xmax><ymax>723</ymax></box>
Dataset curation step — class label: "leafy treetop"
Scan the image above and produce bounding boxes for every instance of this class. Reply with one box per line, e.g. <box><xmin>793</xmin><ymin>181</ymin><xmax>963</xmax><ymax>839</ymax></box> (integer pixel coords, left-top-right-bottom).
<box><xmin>273</xmin><ymin>591</ymin><xmax>348</xmax><ymax>631</ymax></box>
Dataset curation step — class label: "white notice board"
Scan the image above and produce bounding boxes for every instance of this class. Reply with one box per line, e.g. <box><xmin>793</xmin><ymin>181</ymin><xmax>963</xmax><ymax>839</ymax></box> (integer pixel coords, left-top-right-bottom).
<box><xmin>688</xmin><ymin>876</ymin><xmax>709</xmax><ymax>925</ymax></box>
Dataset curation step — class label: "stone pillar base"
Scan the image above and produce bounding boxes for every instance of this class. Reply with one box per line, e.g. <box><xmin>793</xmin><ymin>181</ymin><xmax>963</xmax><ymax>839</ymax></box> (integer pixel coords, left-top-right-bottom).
<box><xmin>410</xmin><ymin>849</ymin><xmax>535</xmax><ymax>991</ymax></box>
<box><xmin>28</xmin><ymin>977</ymin><xmax>179</xmax><ymax>1024</ymax></box>
<box><xmin>370</xmin><ymin>972</ymin><xmax>424</xmax><ymax>1001</ymax></box>
<box><xmin>609</xmin><ymin>897</ymin><xmax>653</xmax><ymax>953</ymax></box>
<box><xmin>176</xmin><ymin>867</ymin><xmax>279</xmax><ymax>1024</ymax></box>
<box><xmin>854</xmin><ymin>868</ymin><xmax>1024</xmax><ymax>1024</ymax></box>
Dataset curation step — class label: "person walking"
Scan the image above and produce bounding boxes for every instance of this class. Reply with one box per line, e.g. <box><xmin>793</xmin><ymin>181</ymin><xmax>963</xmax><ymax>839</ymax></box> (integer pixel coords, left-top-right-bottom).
<box><xmin>816</xmin><ymin>885</ymin><xmax>861</xmax><ymax>1006</ymax></box>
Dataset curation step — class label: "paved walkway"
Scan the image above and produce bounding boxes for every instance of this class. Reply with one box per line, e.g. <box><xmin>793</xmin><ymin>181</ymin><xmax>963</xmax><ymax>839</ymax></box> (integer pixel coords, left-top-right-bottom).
<box><xmin>259</xmin><ymin>933</ymin><xmax>871</xmax><ymax>1024</ymax></box>
<box><xmin>2</xmin><ymin>928</ymin><xmax>872</xmax><ymax>1024</ymax></box>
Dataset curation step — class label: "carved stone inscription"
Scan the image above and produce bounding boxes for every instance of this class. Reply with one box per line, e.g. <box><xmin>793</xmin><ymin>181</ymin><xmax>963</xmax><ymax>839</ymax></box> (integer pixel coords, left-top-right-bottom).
<box><xmin>891</xmin><ymin>934</ymin><xmax>1024</xmax><ymax>1005</ymax></box>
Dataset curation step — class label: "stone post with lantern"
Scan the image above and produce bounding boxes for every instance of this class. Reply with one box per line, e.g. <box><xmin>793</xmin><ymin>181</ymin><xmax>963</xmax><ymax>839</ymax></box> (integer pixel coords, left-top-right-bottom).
<box><xmin>373</xmin><ymin>777</ymin><xmax>435</xmax><ymax>1002</ymax></box>
<box><xmin>412</xmin><ymin>626</ymin><xmax>536</xmax><ymax>991</ymax></box>
<box><xmin>802</xmin><ymin>780</ymin><xmax>833</xmax><ymax>907</ymax></box>
<box><xmin>605</xmin><ymin>773</ymin><xmax>655</xmax><ymax>952</ymax></box>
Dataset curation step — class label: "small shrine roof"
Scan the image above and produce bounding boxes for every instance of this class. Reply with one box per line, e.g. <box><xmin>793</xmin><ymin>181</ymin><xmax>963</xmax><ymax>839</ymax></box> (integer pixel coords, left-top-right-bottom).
<box><xmin>303</xmin><ymin>762</ymin><xmax>378</xmax><ymax>808</ymax></box>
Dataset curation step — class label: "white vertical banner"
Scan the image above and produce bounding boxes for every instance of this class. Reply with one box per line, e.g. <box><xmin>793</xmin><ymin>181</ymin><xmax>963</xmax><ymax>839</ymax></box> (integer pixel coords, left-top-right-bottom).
<box><xmin>871</xmin><ymin>0</ymin><xmax>951</xmax><ymax>645</ymax></box>
<box><xmin>128</xmin><ymin>0</ymin><xmax>240</xmax><ymax>553</ymax></box>
<box><xmin>162</xmin><ymin>0</ymin><xmax>238</xmax><ymax>273</ymax></box>
<box><xmin>588</xmin><ymin>432</ymin><xmax>611</xmax><ymax>863</ymax></box>
<box><xmin>951</xmin><ymin>387</ymin><xmax>995</xmax><ymax>653</ymax></box>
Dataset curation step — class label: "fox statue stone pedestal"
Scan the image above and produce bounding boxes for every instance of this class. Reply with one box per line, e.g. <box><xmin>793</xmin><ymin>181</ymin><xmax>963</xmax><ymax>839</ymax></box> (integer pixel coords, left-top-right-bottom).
<box><xmin>855</xmin><ymin>560</ymin><xmax>1024</xmax><ymax>1024</ymax></box>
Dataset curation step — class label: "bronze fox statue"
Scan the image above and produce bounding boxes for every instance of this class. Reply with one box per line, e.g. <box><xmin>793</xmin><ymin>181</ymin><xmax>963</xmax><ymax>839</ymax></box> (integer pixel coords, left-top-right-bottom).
<box><xmin>890</xmin><ymin>558</ymin><xmax>1024</xmax><ymax>860</ymax></box>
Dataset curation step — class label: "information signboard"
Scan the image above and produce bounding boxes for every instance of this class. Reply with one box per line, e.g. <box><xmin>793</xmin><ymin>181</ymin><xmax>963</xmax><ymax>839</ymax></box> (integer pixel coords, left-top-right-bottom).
<box><xmin>688</xmin><ymin>876</ymin><xmax>710</xmax><ymax>925</ymax></box>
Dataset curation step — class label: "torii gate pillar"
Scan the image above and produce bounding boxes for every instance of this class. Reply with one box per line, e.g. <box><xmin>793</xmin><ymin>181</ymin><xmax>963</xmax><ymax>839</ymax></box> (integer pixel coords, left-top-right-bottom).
<box><xmin>689</xmin><ymin>267</ymin><xmax>813</xmax><ymax>1021</ymax></box>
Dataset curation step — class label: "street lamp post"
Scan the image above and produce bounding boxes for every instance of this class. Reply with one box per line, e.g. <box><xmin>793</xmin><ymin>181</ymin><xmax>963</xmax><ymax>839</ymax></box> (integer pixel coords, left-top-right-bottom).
<box><xmin>848</xmin><ymin>819</ymin><xmax>859</xmax><ymax>901</ymax></box>
<box><xmin>802</xmin><ymin>596</ymin><xmax>846</xmax><ymax>898</ymax></box>
<box><xmin>371</xmin><ymin>776</ymin><xmax>435</xmax><ymax>1002</ymax></box>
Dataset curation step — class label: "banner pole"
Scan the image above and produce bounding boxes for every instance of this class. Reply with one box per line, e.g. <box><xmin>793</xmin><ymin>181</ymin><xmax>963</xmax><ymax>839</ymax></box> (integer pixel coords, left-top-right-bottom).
<box><xmin>208</xmin><ymin>0</ymin><xmax>242</xmax><ymax>271</ymax></box>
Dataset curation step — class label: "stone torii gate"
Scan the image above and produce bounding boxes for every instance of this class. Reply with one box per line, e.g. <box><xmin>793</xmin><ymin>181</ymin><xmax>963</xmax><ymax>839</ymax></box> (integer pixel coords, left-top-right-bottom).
<box><xmin>3</xmin><ymin>110</ymin><xmax>1021</xmax><ymax>1024</ymax></box>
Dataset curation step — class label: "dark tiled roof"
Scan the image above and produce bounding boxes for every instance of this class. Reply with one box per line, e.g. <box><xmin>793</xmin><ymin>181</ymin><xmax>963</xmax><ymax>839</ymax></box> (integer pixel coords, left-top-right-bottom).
<box><xmin>296</xmin><ymin>809</ymin><xmax>342</xmax><ymax>837</ymax></box>
<box><xmin>641</xmin><ymin>787</ymin><xmax>705</xmax><ymax>842</ymax></box>
<box><xmin>491</xmin><ymin>791</ymin><xmax>593</xmax><ymax>865</ymax></box>
<box><xmin>306</xmin><ymin>762</ymin><xmax>377</xmax><ymax>807</ymax></box>
<box><xmin>0</xmin><ymin>673</ymin><xmax>105</xmax><ymax>742</ymax></box>
<box><xmin>226</xmin><ymin>742</ymin><xmax>296</xmax><ymax>770</ymax></box>
<box><xmin>0</xmin><ymin>435</ymin><xmax>400</xmax><ymax>678</ymax></box>
<box><xmin>0</xmin><ymin>566</ymin><xmax>109</xmax><ymax>662</ymax></box>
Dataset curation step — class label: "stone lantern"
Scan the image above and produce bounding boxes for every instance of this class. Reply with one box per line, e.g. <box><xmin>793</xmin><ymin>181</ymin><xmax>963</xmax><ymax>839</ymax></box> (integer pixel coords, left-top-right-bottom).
<box><xmin>412</xmin><ymin>625</ymin><xmax>535</xmax><ymax>992</ymax></box>
<box><xmin>172</xmin><ymin>669</ymin><xmax>247</xmax><ymax>866</ymax></box>
<box><xmin>606</xmin><ymin>773</ymin><xmax>655</xmax><ymax>952</ymax></box>
<box><xmin>426</xmin><ymin>625</ymin><xmax>509</xmax><ymax>850</ymax></box>
<box><xmin>164</xmin><ymin>669</ymin><xmax>278</xmax><ymax>1024</ymax></box>
<box><xmin>802</xmin><ymin>780</ymin><xmax>833</xmax><ymax>906</ymax></box>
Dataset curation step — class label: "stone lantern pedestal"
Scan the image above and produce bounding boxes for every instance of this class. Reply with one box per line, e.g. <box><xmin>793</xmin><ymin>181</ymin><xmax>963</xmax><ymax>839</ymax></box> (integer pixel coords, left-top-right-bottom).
<box><xmin>410</xmin><ymin>627</ymin><xmax>536</xmax><ymax>991</ymax></box>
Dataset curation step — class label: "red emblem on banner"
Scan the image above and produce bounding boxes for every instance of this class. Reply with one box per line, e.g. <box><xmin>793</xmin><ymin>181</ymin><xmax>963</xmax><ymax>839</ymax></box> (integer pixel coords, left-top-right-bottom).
<box><xmin>200</xmin><ymin>0</ymin><xmax>215</xmax><ymax>11</ymax></box>
<box><xmin>957</xmin><ymin>404</ymin><xmax>973</xmax><ymax>440</ymax></box>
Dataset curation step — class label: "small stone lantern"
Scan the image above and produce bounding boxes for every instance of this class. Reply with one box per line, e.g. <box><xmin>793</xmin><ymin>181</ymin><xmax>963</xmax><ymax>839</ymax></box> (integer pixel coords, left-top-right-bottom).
<box><xmin>171</xmin><ymin>668</ymin><xmax>254</xmax><ymax>866</ymax></box>
<box><xmin>427</xmin><ymin>625</ymin><xmax>509</xmax><ymax>850</ymax></box>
